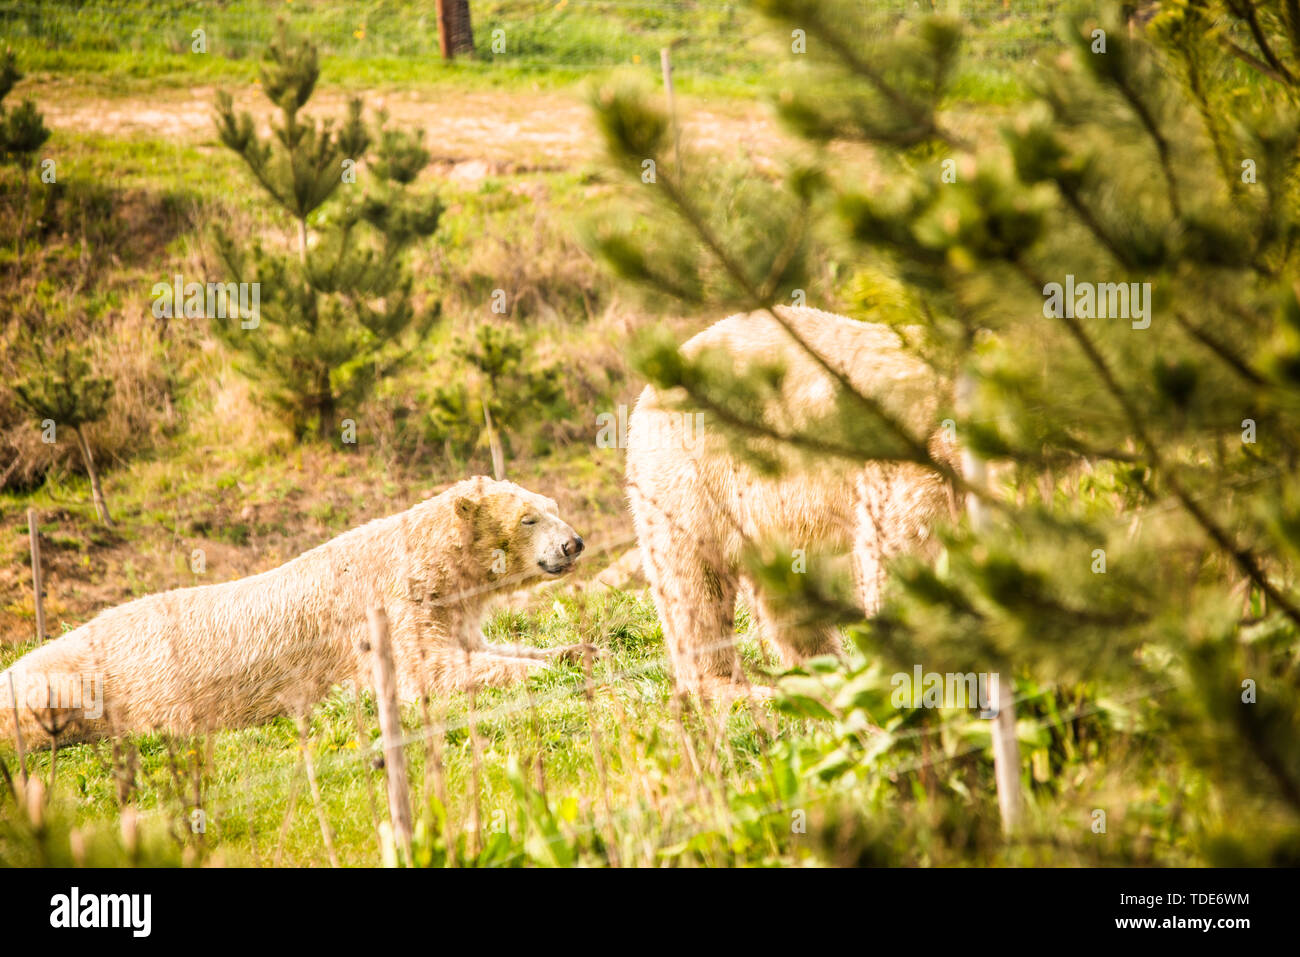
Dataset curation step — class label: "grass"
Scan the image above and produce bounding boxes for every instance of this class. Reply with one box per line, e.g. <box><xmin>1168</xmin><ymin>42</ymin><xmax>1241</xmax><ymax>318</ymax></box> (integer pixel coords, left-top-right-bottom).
<box><xmin>0</xmin><ymin>590</ymin><xmax>791</xmax><ymax>867</ymax></box>
<box><xmin>1</xmin><ymin>581</ymin><xmax>1231</xmax><ymax>867</ymax></box>
<box><xmin>2</xmin><ymin>0</ymin><xmax>1052</xmax><ymax>100</ymax></box>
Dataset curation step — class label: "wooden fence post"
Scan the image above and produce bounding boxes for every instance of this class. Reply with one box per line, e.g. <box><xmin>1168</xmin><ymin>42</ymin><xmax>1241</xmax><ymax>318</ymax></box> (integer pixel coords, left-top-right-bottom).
<box><xmin>661</xmin><ymin>46</ymin><xmax>681</xmax><ymax>173</ymax></box>
<box><xmin>367</xmin><ymin>606</ymin><xmax>414</xmax><ymax>865</ymax></box>
<box><xmin>7</xmin><ymin>670</ymin><xmax>29</xmax><ymax>786</ymax></box>
<box><xmin>956</xmin><ymin>370</ymin><xmax>1022</xmax><ymax>835</ymax></box>
<box><xmin>27</xmin><ymin>507</ymin><xmax>45</xmax><ymax>643</ymax></box>
<box><xmin>990</xmin><ymin>670</ymin><xmax>1021</xmax><ymax>835</ymax></box>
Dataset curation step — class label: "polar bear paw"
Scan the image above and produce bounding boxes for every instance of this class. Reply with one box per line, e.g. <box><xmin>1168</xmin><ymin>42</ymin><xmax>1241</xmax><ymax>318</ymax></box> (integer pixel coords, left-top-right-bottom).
<box><xmin>551</xmin><ymin>642</ymin><xmax>602</xmax><ymax>666</ymax></box>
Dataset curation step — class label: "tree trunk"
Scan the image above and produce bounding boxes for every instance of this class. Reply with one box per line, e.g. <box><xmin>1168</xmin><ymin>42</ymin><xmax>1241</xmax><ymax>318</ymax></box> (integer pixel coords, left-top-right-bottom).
<box><xmin>448</xmin><ymin>0</ymin><xmax>475</xmax><ymax>56</ymax></box>
<box><xmin>315</xmin><ymin>375</ymin><xmax>337</xmax><ymax>443</ymax></box>
<box><xmin>435</xmin><ymin>0</ymin><xmax>453</xmax><ymax>59</ymax></box>
<box><xmin>297</xmin><ymin>217</ymin><xmax>308</xmax><ymax>265</ymax></box>
<box><xmin>482</xmin><ymin>398</ymin><xmax>505</xmax><ymax>480</ymax></box>
<box><xmin>72</xmin><ymin>425</ymin><xmax>113</xmax><ymax>528</ymax></box>
<box><xmin>15</xmin><ymin>173</ymin><xmax>31</xmax><ymax>276</ymax></box>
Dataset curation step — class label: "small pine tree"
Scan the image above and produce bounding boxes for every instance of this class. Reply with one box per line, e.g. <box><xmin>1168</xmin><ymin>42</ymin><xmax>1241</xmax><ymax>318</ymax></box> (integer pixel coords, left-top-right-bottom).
<box><xmin>13</xmin><ymin>346</ymin><xmax>114</xmax><ymax>527</ymax></box>
<box><xmin>425</xmin><ymin>324</ymin><xmax>567</xmax><ymax>464</ymax></box>
<box><xmin>211</xmin><ymin>26</ymin><xmax>442</xmax><ymax>442</ymax></box>
<box><xmin>0</xmin><ymin>50</ymin><xmax>52</xmax><ymax>274</ymax></box>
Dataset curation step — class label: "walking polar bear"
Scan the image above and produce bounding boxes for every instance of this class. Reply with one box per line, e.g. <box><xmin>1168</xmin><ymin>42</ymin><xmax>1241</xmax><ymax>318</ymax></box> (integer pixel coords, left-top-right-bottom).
<box><xmin>1</xmin><ymin>477</ymin><xmax>591</xmax><ymax>747</ymax></box>
<box><xmin>627</xmin><ymin>306</ymin><xmax>957</xmax><ymax>699</ymax></box>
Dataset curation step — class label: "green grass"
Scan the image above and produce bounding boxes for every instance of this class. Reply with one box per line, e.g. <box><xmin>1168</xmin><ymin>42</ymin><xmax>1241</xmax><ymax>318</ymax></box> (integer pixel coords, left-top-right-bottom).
<box><xmin>0</xmin><ymin>590</ymin><xmax>794</xmax><ymax>867</ymax></box>
<box><xmin>1</xmin><ymin>584</ymin><xmax>1233</xmax><ymax>867</ymax></box>
<box><xmin>2</xmin><ymin>0</ymin><xmax>1051</xmax><ymax>101</ymax></box>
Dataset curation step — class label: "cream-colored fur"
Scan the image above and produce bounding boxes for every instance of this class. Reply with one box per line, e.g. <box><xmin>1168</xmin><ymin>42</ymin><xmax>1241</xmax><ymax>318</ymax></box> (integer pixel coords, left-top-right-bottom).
<box><xmin>0</xmin><ymin>477</ymin><xmax>592</xmax><ymax>747</ymax></box>
<box><xmin>626</xmin><ymin>306</ymin><xmax>955</xmax><ymax>698</ymax></box>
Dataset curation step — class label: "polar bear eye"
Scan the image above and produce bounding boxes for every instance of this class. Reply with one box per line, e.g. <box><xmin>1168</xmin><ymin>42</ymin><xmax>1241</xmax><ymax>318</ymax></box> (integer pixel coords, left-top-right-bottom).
<box><xmin>521</xmin><ymin>515</ymin><xmax>539</xmax><ymax>526</ymax></box>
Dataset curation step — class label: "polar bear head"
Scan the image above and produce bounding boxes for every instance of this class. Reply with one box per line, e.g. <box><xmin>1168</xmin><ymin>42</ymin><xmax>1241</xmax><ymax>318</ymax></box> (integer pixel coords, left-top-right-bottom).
<box><xmin>453</xmin><ymin>477</ymin><xmax>585</xmax><ymax>581</ymax></box>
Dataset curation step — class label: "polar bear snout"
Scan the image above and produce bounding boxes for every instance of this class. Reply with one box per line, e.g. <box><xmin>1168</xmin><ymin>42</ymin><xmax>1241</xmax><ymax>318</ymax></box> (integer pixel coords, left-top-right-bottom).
<box><xmin>536</xmin><ymin>522</ymin><xmax>585</xmax><ymax>575</ymax></box>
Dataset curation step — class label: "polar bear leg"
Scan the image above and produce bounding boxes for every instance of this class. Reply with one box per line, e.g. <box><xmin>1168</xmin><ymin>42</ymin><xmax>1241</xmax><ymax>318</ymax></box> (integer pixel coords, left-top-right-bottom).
<box><xmin>744</xmin><ymin>580</ymin><xmax>843</xmax><ymax>671</ymax></box>
<box><xmin>638</xmin><ymin>523</ymin><xmax>746</xmax><ymax>696</ymax></box>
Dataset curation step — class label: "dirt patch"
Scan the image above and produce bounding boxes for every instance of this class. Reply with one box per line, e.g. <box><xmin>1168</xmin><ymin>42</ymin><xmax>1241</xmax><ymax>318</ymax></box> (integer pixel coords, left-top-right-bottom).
<box><xmin>37</xmin><ymin>85</ymin><xmax>795</xmax><ymax>171</ymax></box>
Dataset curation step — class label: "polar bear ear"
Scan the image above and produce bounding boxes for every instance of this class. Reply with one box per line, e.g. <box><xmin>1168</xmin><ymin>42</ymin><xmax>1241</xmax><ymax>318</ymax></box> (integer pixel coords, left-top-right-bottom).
<box><xmin>455</xmin><ymin>496</ymin><xmax>479</xmax><ymax>520</ymax></box>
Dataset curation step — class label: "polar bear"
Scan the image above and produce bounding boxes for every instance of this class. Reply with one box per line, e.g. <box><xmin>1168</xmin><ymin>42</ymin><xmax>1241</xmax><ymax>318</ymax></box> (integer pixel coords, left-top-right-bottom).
<box><xmin>0</xmin><ymin>477</ymin><xmax>591</xmax><ymax>747</ymax></box>
<box><xmin>626</xmin><ymin>306</ymin><xmax>956</xmax><ymax>699</ymax></box>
